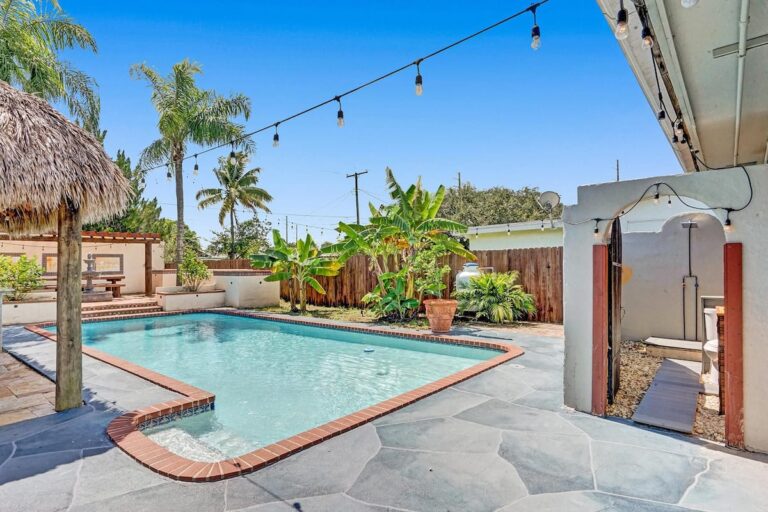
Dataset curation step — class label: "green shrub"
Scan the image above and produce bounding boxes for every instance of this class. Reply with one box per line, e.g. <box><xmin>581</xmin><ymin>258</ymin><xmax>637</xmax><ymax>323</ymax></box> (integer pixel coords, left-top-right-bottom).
<box><xmin>177</xmin><ymin>252</ymin><xmax>210</xmax><ymax>292</ymax></box>
<box><xmin>0</xmin><ymin>255</ymin><xmax>44</xmax><ymax>301</ymax></box>
<box><xmin>455</xmin><ymin>271</ymin><xmax>536</xmax><ymax>324</ymax></box>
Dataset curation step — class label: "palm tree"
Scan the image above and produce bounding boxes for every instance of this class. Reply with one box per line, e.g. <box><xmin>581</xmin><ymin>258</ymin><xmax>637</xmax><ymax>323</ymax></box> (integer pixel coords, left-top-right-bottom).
<box><xmin>132</xmin><ymin>59</ymin><xmax>252</xmax><ymax>274</ymax></box>
<box><xmin>0</xmin><ymin>0</ymin><xmax>100</xmax><ymax>132</ymax></box>
<box><xmin>196</xmin><ymin>152</ymin><xmax>272</xmax><ymax>259</ymax></box>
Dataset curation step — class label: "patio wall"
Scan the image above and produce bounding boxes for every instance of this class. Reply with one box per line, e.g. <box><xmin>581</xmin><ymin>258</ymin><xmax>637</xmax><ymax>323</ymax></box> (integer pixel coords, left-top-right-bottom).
<box><xmin>562</xmin><ymin>164</ymin><xmax>768</xmax><ymax>453</ymax></box>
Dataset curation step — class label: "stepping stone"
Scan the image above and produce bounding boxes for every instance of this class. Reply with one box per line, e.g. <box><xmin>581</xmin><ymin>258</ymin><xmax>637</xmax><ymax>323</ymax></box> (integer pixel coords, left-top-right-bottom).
<box><xmin>632</xmin><ymin>359</ymin><xmax>701</xmax><ymax>433</ymax></box>
<box><xmin>643</xmin><ymin>337</ymin><xmax>702</xmax><ymax>361</ymax></box>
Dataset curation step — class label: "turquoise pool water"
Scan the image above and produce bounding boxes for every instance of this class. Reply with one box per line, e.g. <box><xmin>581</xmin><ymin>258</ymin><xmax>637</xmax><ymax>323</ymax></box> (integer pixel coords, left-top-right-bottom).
<box><xmin>68</xmin><ymin>313</ymin><xmax>497</xmax><ymax>459</ymax></box>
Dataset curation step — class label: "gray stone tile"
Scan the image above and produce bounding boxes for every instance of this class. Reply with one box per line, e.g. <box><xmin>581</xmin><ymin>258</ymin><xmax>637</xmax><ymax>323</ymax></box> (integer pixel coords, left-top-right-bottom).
<box><xmin>502</xmin><ymin>491</ymin><xmax>694</xmax><ymax>512</ymax></box>
<box><xmin>681</xmin><ymin>454</ymin><xmax>768</xmax><ymax>512</ymax></box>
<box><xmin>377</xmin><ymin>417</ymin><xmax>501</xmax><ymax>453</ymax></box>
<box><xmin>0</xmin><ymin>450</ymin><xmax>81</xmax><ymax>512</ymax></box>
<box><xmin>70</xmin><ymin>447</ymin><xmax>168</xmax><ymax>506</ymax></box>
<box><xmin>373</xmin><ymin>387</ymin><xmax>489</xmax><ymax>426</ymax></box>
<box><xmin>498</xmin><ymin>430</ymin><xmax>593</xmax><ymax>494</ymax></box>
<box><xmin>347</xmin><ymin>447</ymin><xmax>526</xmax><ymax>512</ymax></box>
<box><xmin>512</xmin><ymin>390</ymin><xmax>564</xmax><ymax>412</ymax></box>
<box><xmin>70</xmin><ymin>481</ymin><xmax>226</xmax><ymax>512</ymax></box>
<box><xmin>13</xmin><ymin>409</ymin><xmax>116</xmax><ymax>457</ymax></box>
<box><xmin>242</xmin><ymin>493</ymin><xmax>387</xmax><ymax>511</ymax></box>
<box><xmin>561</xmin><ymin>411</ymin><xmax>709</xmax><ymax>457</ymax></box>
<box><xmin>0</xmin><ymin>402</ymin><xmax>93</xmax><ymax>445</ymax></box>
<box><xmin>493</xmin><ymin>365</ymin><xmax>564</xmax><ymax>391</ymax></box>
<box><xmin>0</xmin><ymin>442</ymin><xmax>13</xmax><ymax>467</ymax></box>
<box><xmin>592</xmin><ymin>441</ymin><xmax>708</xmax><ymax>503</ymax></box>
<box><xmin>457</xmin><ymin>399</ymin><xmax>583</xmax><ymax>436</ymax></box>
<box><xmin>226</xmin><ymin>424</ymin><xmax>381</xmax><ymax>510</ymax></box>
<box><xmin>510</xmin><ymin>350</ymin><xmax>563</xmax><ymax>371</ymax></box>
<box><xmin>454</xmin><ymin>369</ymin><xmax>536</xmax><ymax>402</ymax></box>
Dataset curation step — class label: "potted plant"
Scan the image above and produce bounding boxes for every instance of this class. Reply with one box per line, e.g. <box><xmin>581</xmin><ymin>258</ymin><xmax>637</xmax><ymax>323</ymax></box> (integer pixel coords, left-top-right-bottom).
<box><xmin>414</xmin><ymin>247</ymin><xmax>456</xmax><ymax>333</ymax></box>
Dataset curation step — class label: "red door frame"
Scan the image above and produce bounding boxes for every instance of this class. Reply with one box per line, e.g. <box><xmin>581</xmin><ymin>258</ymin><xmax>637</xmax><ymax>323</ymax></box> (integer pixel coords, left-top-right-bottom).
<box><xmin>723</xmin><ymin>243</ymin><xmax>744</xmax><ymax>448</ymax></box>
<box><xmin>592</xmin><ymin>245</ymin><xmax>609</xmax><ymax>416</ymax></box>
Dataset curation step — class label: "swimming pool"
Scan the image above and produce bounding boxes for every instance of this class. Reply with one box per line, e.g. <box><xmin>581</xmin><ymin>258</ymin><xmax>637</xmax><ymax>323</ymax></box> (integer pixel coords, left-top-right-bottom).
<box><xmin>69</xmin><ymin>313</ymin><xmax>501</xmax><ymax>461</ymax></box>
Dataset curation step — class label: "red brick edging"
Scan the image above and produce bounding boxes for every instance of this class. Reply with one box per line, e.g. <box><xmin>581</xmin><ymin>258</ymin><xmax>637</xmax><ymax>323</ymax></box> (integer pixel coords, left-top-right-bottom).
<box><xmin>26</xmin><ymin>310</ymin><xmax>523</xmax><ymax>482</ymax></box>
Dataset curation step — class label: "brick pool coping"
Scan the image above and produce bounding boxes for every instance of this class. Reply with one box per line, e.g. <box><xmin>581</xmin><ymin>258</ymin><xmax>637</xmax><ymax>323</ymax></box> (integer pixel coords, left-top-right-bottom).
<box><xmin>26</xmin><ymin>309</ymin><xmax>524</xmax><ymax>482</ymax></box>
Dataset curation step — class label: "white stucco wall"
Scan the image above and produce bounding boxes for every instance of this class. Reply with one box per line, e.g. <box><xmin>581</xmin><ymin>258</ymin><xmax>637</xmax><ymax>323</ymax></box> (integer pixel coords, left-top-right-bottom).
<box><xmin>621</xmin><ymin>213</ymin><xmax>724</xmax><ymax>342</ymax></box>
<box><xmin>0</xmin><ymin>240</ymin><xmax>163</xmax><ymax>295</ymax></box>
<box><xmin>563</xmin><ymin>165</ymin><xmax>767</xmax><ymax>453</ymax></box>
<box><xmin>212</xmin><ymin>271</ymin><xmax>280</xmax><ymax>308</ymax></box>
<box><xmin>468</xmin><ymin>228</ymin><xmax>563</xmax><ymax>251</ymax></box>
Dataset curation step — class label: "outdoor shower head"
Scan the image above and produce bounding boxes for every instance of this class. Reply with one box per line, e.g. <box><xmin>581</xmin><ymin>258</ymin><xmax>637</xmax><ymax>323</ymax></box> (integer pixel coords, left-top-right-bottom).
<box><xmin>681</xmin><ymin>220</ymin><xmax>699</xmax><ymax>229</ymax></box>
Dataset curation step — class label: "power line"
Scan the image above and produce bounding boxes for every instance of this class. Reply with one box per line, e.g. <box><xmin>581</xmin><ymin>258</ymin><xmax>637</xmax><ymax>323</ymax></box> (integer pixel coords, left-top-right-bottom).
<box><xmin>139</xmin><ymin>1</ymin><xmax>549</xmax><ymax>173</ymax></box>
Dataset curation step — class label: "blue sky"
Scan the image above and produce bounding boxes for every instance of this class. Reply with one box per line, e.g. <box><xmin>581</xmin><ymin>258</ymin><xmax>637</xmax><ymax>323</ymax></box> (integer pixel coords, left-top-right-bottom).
<box><xmin>61</xmin><ymin>1</ymin><xmax>679</xmax><ymax>244</ymax></box>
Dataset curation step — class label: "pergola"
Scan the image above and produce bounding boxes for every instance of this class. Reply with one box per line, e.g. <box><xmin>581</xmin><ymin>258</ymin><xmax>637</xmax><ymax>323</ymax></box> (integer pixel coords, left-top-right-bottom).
<box><xmin>0</xmin><ymin>80</ymin><xmax>131</xmax><ymax>411</ymax></box>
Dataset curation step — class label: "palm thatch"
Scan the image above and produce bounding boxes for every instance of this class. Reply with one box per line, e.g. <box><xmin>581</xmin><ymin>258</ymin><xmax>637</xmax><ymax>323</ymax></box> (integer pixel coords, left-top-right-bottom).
<box><xmin>0</xmin><ymin>80</ymin><xmax>130</xmax><ymax>234</ymax></box>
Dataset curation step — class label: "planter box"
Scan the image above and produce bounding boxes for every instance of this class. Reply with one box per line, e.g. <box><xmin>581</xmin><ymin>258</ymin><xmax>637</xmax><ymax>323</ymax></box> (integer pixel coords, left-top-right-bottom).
<box><xmin>157</xmin><ymin>289</ymin><xmax>226</xmax><ymax>312</ymax></box>
<box><xmin>212</xmin><ymin>270</ymin><xmax>279</xmax><ymax>308</ymax></box>
<box><xmin>2</xmin><ymin>300</ymin><xmax>57</xmax><ymax>325</ymax></box>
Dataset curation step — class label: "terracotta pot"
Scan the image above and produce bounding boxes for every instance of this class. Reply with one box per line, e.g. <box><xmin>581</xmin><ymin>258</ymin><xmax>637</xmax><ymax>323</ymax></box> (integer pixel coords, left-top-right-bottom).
<box><xmin>423</xmin><ymin>299</ymin><xmax>458</xmax><ymax>334</ymax></box>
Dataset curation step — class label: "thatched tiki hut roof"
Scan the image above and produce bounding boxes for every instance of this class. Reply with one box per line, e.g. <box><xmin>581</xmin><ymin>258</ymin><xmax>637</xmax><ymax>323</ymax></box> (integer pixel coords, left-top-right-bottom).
<box><xmin>0</xmin><ymin>80</ymin><xmax>131</xmax><ymax>411</ymax></box>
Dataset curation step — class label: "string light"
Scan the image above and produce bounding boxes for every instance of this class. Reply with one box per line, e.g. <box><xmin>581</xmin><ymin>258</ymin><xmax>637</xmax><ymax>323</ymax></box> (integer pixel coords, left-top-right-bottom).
<box><xmin>724</xmin><ymin>210</ymin><xmax>733</xmax><ymax>232</ymax></box>
<box><xmin>668</xmin><ymin>195</ymin><xmax>673</xmax><ymax>207</ymax></box>
<box><xmin>653</xmin><ymin>185</ymin><xmax>660</xmax><ymax>204</ymax></box>
<box><xmin>540</xmin><ymin>220</ymin><xmax>545</xmax><ymax>231</ymax></box>
<box><xmin>136</xmin><ymin>1</ymin><xmax>550</xmax><ymax>174</ymax></box>
<box><xmin>674</xmin><ymin>120</ymin><xmax>685</xmax><ymax>138</ymax></box>
<box><xmin>615</xmin><ymin>1</ymin><xmax>629</xmax><ymax>40</ymax></box>
<box><xmin>228</xmin><ymin>142</ymin><xmax>237</xmax><ymax>165</ymax></box>
<box><xmin>193</xmin><ymin>154</ymin><xmax>199</xmax><ymax>175</ymax></box>
<box><xmin>414</xmin><ymin>60</ymin><xmax>423</xmax><ymax>96</ymax></box>
<box><xmin>335</xmin><ymin>97</ymin><xmax>344</xmax><ymax>128</ymax></box>
<box><xmin>593</xmin><ymin>220</ymin><xmax>601</xmax><ymax>238</ymax></box>
<box><xmin>507</xmin><ymin>224</ymin><xmax>511</xmax><ymax>236</ymax></box>
<box><xmin>641</xmin><ymin>23</ymin><xmax>654</xmax><ymax>49</ymax></box>
<box><xmin>530</xmin><ymin>7</ymin><xmax>541</xmax><ymax>50</ymax></box>
<box><xmin>166</xmin><ymin>164</ymin><xmax>172</xmax><ymax>181</ymax></box>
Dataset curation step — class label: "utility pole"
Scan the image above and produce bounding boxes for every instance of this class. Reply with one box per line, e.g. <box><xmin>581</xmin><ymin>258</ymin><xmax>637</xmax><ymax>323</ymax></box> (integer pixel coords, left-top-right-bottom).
<box><xmin>346</xmin><ymin>170</ymin><xmax>368</xmax><ymax>225</ymax></box>
<box><xmin>295</xmin><ymin>223</ymin><xmax>299</xmax><ymax>243</ymax></box>
<box><xmin>285</xmin><ymin>215</ymin><xmax>289</xmax><ymax>241</ymax></box>
<box><xmin>616</xmin><ymin>160</ymin><xmax>620</xmax><ymax>182</ymax></box>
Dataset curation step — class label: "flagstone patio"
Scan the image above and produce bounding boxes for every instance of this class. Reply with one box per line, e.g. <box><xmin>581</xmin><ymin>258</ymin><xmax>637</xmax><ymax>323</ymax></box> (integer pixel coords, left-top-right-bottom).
<box><xmin>0</xmin><ymin>322</ymin><xmax>766</xmax><ymax>512</ymax></box>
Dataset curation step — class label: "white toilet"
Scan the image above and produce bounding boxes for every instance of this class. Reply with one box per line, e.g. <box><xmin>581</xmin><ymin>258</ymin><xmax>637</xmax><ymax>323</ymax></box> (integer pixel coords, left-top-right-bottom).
<box><xmin>703</xmin><ymin>308</ymin><xmax>719</xmax><ymax>387</ymax></box>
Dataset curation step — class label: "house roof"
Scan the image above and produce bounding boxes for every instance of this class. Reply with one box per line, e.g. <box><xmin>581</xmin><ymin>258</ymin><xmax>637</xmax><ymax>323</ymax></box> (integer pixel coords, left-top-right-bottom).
<box><xmin>596</xmin><ymin>0</ymin><xmax>768</xmax><ymax>171</ymax></box>
<box><xmin>467</xmin><ymin>219</ymin><xmax>563</xmax><ymax>235</ymax></box>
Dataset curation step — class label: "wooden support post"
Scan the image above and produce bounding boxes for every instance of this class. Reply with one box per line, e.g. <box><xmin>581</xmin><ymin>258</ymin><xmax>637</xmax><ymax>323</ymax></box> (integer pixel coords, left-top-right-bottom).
<box><xmin>144</xmin><ymin>242</ymin><xmax>153</xmax><ymax>295</ymax></box>
<box><xmin>723</xmin><ymin>243</ymin><xmax>744</xmax><ymax>448</ymax></box>
<box><xmin>592</xmin><ymin>244</ymin><xmax>609</xmax><ymax>416</ymax></box>
<box><xmin>55</xmin><ymin>200</ymin><xmax>83</xmax><ymax>411</ymax></box>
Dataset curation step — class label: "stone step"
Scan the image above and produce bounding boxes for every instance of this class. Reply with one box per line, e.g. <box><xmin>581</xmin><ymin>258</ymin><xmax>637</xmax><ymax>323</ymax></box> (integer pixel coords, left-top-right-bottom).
<box><xmin>81</xmin><ymin>301</ymin><xmax>158</xmax><ymax>312</ymax></box>
<box><xmin>82</xmin><ymin>306</ymin><xmax>163</xmax><ymax>318</ymax></box>
<box><xmin>81</xmin><ymin>311</ymin><xmax>171</xmax><ymax>322</ymax></box>
<box><xmin>642</xmin><ymin>337</ymin><xmax>702</xmax><ymax>362</ymax></box>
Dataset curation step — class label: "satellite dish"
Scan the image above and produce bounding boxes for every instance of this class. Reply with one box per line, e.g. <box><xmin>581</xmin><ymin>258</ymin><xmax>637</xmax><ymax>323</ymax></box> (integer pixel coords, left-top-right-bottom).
<box><xmin>538</xmin><ymin>191</ymin><xmax>561</xmax><ymax>210</ymax></box>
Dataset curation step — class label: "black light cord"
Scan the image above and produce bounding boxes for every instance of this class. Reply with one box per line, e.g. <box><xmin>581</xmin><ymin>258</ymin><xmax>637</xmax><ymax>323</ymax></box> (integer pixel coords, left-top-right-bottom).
<box><xmin>140</xmin><ymin>1</ymin><xmax>550</xmax><ymax>173</ymax></box>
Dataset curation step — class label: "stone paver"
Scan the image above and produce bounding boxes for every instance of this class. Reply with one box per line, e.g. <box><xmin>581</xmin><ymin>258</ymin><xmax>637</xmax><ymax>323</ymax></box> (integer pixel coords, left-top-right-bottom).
<box><xmin>0</xmin><ymin>351</ymin><xmax>55</xmax><ymax>426</ymax></box>
<box><xmin>0</xmin><ymin>323</ymin><xmax>765</xmax><ymax>512</ymax></box>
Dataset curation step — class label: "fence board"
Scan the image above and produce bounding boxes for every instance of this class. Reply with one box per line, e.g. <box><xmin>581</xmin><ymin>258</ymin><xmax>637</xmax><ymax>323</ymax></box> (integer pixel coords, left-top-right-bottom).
<box><xmin>165</xmin><ymin>247</ymin><xmax>563</xmax><ymax>323</ymax></box>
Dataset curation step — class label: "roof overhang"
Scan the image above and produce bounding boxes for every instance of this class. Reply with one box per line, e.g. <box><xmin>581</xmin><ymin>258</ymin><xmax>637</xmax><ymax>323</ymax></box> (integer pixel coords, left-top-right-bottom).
<box><xmin>596</xmin><ymin>0</ymin><xmax>768</xmax><ymax>171</ymax></box>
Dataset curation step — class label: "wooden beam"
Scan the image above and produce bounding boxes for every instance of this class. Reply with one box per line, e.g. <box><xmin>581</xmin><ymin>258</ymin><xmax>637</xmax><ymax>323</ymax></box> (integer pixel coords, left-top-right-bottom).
<box><xmin>55</xmin><ymin>200</ymin><xmax>83</xmax><ymax>411</ymax></box>
<box><xmin>592</xmin><ymin>244</ymin><xmax>609</xmax><ymax>416</ymax></box>
<box><xmin>723</xmin><ymin>243</ymin><xmax>744</xmax><ymax>448</ymax></box>
<box><xmin>145</xmin><ymin>241</ymin><xmax>153</xmax><ymax>295</ymax></box>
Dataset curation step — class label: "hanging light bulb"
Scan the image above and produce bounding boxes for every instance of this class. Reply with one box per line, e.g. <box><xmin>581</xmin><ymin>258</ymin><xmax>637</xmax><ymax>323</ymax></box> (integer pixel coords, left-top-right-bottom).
<box><xmin>415</xmin><ymin>61</ymin><xmax>423</xmax><ymax>96</ymax></box>
<box><xmin>541</xmin><ymin>220</ymin><xmax>545</xmax><ymax>231</ymax></box>
<box><xmin>530</xmin><ymin>7</ymin><xmax>541</xmax><ymax>50</ymax></box>
<box><xmin>193</xmin><ymin>154</ymin><xmax>199</xmax><ymax>175</ymax></box>
<box><xmin>653</xmin><ymin>185</ymin><xmax>660</xmax><ymax>204</ymax></box>
<box><xmin>672</xmin><ymin>134</ymin><xmax>679</xmax><ymax>144</ymax></box>
<box><xmin>724</xmin><ymin>213</ymin><xmax>733</xmax><ymax>232</ymax></box>
<box><xmin>166</xmin><ymin>164</ymin><xmax>172</xmax><ymax>180</ymax></box>
<box><xmin>335</xmin><ymin>97</ymin><xmax>344</xmax><ymax>128</ymax></box>
<box><xmin>229</xmin><ymin>142</ymin><xmax>237</xmax><ymax>165</ymax></box>
<box><xmin>681</xmin><ymin>0</ymin><xmax>699</xmax><ymax>8</ymax></box>
<box><xmin>641</xmin><ymin>26</ymin><xmax>654</xmax><ymax>49</ymax></box>
<box><xmin>593</xmin><ymin>221</ymin><xmax>601</xmax><ymax>239</ymax></box>
<box><xmin>675</xmin><ymin>120</ymin><xmax>685</xmax><ymax>138</ymax></box>
<box><xmin>273</xmin><ymin>124</ymin><xmax>280</xmax><ymax>148</ymax></box>
<box><xmin>657</xmin><ymin>109</ymin><xmax>666</xmax><ymax>120</ymax></box>
<box><xmin>615</xmin><ymin>2</ymin><xmax>629</xmax><ymax>40</ymax></box>
<box><xmin>507</xmin><ymin>224</ymin><xmax>511</xmax><ymax>236</ymax></box>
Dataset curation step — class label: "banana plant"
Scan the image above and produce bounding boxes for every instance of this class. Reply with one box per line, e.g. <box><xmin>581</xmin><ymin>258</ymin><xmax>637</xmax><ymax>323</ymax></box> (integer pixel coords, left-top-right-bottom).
<box><xmin>251</xmin><ymin>230</ymin><xmax>341</xmax><ymax>313</ymax></box>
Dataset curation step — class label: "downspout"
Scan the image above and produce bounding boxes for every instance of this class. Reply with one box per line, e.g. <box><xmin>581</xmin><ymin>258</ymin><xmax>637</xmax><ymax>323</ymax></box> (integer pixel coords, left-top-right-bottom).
<box><xmin>733</xmin><ymin>0</ymin><xmax>750</xmax><ymax>166</ymax></box>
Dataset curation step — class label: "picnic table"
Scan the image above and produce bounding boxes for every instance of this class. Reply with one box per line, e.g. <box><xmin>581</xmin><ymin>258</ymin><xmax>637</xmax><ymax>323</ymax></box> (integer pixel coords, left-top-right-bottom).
<box><xmin>42</xmin><ymin>274</ymin><xmax>125</xmax><ymax>298</ymax></box>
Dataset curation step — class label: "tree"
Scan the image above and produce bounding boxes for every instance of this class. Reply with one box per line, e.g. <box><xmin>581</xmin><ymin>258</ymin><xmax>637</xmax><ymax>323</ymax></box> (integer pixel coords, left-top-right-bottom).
<box><xmin>0</xmin><ymin>0</ymin><xmax>101</xmax><ymax>132</ymax></box>
<box><xmin>154</xmin><ymin>218</ymin><xmax>203</xmax><ymax>263</ymax></box>
<box><xmin>251</xmin><ymin>230</ymin><xmax>341</xmax><ymax>313</ymax></box>
<box><xmin>196</xmin><ymin>152</ymin><xmax>272</xmax><ymax>259</ymax></box>
<box><xmin>438</xmin><ymin>183</ymin><xmax>564</xmax><ymax>226</ymax></box>
<box><xmin>85</xmin><ymin>150</ymin><xmax>163</xmax><ymax>233</ymax></box>
<box><xmin>132</xmin><ymin>59</ymin><xmax>252</xmax><ymax>276</ymax></box>
<box><xmin>207</xmin><ymin>217</ymin><xmax>271</xmax><ymax>259</ymax></box>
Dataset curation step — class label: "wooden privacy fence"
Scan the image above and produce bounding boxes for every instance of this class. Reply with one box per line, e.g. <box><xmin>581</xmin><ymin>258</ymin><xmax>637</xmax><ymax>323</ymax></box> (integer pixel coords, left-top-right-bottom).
<box><xmin>166</xmin><ymin>247</ymin><xmax>563</xmax><ymax>323</ymax></box>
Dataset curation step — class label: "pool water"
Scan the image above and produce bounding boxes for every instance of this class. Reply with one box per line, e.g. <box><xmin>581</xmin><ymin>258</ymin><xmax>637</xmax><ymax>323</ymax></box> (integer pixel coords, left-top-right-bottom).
<box><xmin>71</xmin><ymin>313</ymin><xmax>497</xmax><ymax>459</ymax></box>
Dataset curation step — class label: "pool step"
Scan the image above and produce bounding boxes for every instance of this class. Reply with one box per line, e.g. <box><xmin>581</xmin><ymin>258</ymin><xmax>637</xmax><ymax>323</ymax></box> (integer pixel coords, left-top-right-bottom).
<box><xmin>82</xmin><ymin>304</ymin><xmax>163</xmax><ymax>319</ymax></box>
